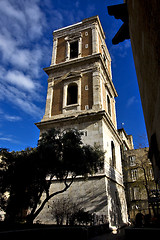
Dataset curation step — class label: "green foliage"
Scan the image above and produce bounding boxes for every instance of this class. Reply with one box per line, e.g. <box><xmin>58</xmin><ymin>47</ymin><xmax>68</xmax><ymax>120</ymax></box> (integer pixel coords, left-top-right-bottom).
<box><xmin>0</xmin><ymin>128</ymin><xmax>104</xmax><ymax>223</ymax></box>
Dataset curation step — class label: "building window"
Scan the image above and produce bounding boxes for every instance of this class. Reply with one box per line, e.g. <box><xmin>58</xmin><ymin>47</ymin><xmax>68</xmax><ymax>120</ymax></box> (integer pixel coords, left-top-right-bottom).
<box><xmin>107</xmin><ymin>95</ymin><xmax>111</xmax><ymax>116</ymax></box>
<box><xmin>131</xmin><ymin>169</ymin><xmax>138</xmax><ymax>181</ymax></box>
<box><xmin>129</xmin><ymin>155</ymin><xmax>136</xmax><ymax>166</ymax></box>
<box><xmin>85</xmin><ymin>105</ymin><xmax>89</xmax><ymax>110</ymax></box>
<box><xmin>129</xmin><ymin>187</ymin><xmax>140</xmax><ymax>201</ymax></box>
<box><xmin>67</xmin><ymin>83</ymin><xmax>78</xmax><ymax>105</ymax></box>
<box><xmin>133</xmin><ymin>187</ymin><xmax>140</xmax><ymax>200</ymax></box>
<box><xmin>70</xmin><ymin>41</ymin><xmax>78</xmax><ymax>59</ymax></box>
<box><xmin>85</xmin><ymin>85</ymin><xmax>88</xmax><ymax>90</ymax></box>
<box><xmin>111</xmin><ymin>141</ymin><xmax>116</xmax><ymax>167</ymax></box>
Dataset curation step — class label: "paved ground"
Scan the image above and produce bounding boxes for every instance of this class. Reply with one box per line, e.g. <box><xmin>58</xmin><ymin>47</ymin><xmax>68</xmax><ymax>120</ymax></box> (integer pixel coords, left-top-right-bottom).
<box><xmin>90</xmin><ymin>228</ymin><xmax>126</xmax><ymax>240</ymax></box>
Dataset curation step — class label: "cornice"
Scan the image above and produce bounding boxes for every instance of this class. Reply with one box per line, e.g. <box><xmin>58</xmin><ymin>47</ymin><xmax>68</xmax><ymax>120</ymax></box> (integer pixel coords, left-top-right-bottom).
<box><xmin>44</xmin><ymin>53</ymin><xmax>118</xmax><ymax>98</ymax></box>
<box><xmin>35</xmin><ymin>110</ymin><xmax>104</xmax><ymax>129</ymax></box>
<box><xmin>53</xmin><ymin>15</ymin><xmax>105</xmax><ymax>40</ymax></box>
<box><xmin>43</xmin><ymin>53</ymin><xmax>101</xmax><ymax>75</ymax></box>
<box><xmin>35</xmin><ymin>110</ymin><xmax>122</xmax><ymax>145</ymax></box>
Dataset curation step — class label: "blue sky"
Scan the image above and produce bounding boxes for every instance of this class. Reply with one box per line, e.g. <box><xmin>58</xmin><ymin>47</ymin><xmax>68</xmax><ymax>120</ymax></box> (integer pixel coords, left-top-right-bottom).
<box><xmin>0</xmin><ymin>0</ymin><xmax>148</xmax><ymax>151</ymax></box>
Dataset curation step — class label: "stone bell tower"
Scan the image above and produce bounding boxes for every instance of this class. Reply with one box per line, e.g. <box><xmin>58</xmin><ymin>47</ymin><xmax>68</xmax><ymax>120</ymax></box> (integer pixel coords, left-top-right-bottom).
<box><xmin>36</xmin><ymin>16</ymin><xmax>129</xmax><ymax>228</ymax></box>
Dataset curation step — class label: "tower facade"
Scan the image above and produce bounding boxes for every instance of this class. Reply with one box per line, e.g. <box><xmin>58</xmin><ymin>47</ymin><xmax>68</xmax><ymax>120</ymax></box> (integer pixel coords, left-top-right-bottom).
<box><xmin>36</xmin><ymin>16</ymin><xmax>129</xmax><ymax>228</ymax></box>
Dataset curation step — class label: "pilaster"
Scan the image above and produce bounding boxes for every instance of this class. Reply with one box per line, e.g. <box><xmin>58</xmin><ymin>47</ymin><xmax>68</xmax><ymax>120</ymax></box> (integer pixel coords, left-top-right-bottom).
<box><xmin>51</xmin><ymin>38</ymin><xmax>57</xmax><ymax>66</ymax></box>
<box><xmin>92</xmin><ymin>67</ymin><xmax>102</xmax><ymax>110</ymax></box>
<box><xmin>92</xmin><ymin>24</ymin><xmax>99</xmax><ymax>54</ymax></box>
<box><xmin>42</xmin><ymin>78</ymin><xmax>54</xmax><ymax>120</ymax></box>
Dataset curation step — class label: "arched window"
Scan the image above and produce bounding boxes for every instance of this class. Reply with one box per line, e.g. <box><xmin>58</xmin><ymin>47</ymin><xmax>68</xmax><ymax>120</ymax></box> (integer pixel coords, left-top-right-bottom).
<box><xmin>67</xmin><ymin>83</ymin><xmax>78</xmax><ymax>105</ymax></box>
<box><xmin>111</xmin><ymin>141</ymin><xmax>116</xmax><ymax>167</ymax></box>
<box><xmin>107</xmin><ymin>95</ymin><xmax>111</xmax><ymax>116</ymax></box>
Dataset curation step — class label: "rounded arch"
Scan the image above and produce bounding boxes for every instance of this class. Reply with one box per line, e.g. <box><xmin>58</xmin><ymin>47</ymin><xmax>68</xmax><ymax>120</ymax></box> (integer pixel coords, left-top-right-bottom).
<box><xmin>67</xmin><ymin>83</ymin><xmax>78</xmax><ymax>105</ymax></box>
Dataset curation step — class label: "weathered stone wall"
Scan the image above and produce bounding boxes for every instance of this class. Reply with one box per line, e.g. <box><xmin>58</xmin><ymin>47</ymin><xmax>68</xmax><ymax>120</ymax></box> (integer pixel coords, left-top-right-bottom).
<box><xmin>36</xmin><ymin>176</ymin><xmax>127</xmax><ymax>228</ymax></box>
<box><xmin>35</xmin><ymin>176</ymin><xmax>108</xmax><ymax>224</ymax></box>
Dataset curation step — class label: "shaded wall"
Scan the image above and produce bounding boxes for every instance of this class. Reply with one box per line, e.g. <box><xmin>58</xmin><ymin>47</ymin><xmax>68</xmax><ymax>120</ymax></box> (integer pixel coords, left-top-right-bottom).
<box><xmin>127</xmin><ymin>0</ymin><xmax>160</xmax><ymax>184</ymax></box>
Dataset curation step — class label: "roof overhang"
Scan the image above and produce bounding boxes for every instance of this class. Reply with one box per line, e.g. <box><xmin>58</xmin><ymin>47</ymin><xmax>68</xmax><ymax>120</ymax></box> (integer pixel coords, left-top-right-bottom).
<box><xmin>107</xmin><ymin>3</ymin><xmax>130</xmax><ymax>45</ymax></box>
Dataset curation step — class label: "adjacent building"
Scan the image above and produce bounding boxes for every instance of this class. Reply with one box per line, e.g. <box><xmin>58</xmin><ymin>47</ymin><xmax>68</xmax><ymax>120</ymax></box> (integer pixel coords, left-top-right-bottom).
<box><xmin>108</xmin><ymin>0</ymin><xmax>160</xmax><ymax>186</ymax></box>
<box><xmin>123</xmin><ymin>148</ymin><xmax>156</xmax><ymax>221</ymax></box>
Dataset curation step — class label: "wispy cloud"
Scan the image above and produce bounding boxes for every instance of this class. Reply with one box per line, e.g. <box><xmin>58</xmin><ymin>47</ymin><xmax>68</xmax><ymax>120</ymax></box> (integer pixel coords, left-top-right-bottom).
<box><xmin>0</xmin><ymin>0</ymin><xmax>96</xmax><ymax>121</ymax></box>
<box><xmin>5</xmin><ymin>70</ymin><xmax>36</xmax><ymax>91</ymax></box>
<box><xmin>0</xmin><ymin>136</ymin><xmax>21</xmax><ymax>145</ymax></box>
<box><xmin>4</xmin><ymin>115</ymin><xmax>22</xmax><ymax>122</ymax></box>
<box><xmin>110</xmin><ymin>40</ymin><xmax>131</xmax><ymax>63</ymax></box>
<box><xmin>43</xmin><ymin>0</ymin><xmax>95</xmax><ymax>30</ymax></box>
<box><xmin>0</xmin><ymin>132</ymin><xmax>21</xmax><ymax>145</ymax></box>
<box><xmin>126</xmin><ymin>96</ymin><xmax>138</xmax><ymax>108</ymax></box>
<box><xmin>0</xmin><ymin>83</ymin><xmax>44</xmax><ymax>119</ymax></box>
<box><xmin>0</xmin><ymin>108</ymin><xmax>21</xmax><ymax>122</ymax></box>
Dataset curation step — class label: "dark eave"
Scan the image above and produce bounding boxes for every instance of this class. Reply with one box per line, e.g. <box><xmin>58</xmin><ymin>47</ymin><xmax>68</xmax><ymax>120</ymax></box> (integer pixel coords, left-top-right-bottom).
<box><xmin>107</xmin><ymin>3</ymin><xmax>130</xmax><ymax>45</ymax></box>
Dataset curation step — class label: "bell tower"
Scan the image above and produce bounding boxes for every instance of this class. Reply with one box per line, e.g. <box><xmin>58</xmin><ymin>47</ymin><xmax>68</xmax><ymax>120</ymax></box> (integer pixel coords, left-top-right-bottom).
<box><xmin>36</xmin><ymin>16</ymin><xmax>129</xmax><ymax>228</ymax></box>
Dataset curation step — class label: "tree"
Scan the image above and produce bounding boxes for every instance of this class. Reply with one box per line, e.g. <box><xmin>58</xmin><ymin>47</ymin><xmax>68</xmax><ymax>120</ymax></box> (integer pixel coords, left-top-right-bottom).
<box><xmin>0</xmin><ymin>129</ymin><xmax>104</xmax><ymax>224</ymax></box>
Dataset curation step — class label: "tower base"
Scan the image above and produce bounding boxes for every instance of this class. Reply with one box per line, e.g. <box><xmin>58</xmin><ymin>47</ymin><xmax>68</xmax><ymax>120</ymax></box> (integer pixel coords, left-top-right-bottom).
<box><xmin>35</xmin><ymin>175</ymin><xmax>128</xmax><ymax>228</ymax></box>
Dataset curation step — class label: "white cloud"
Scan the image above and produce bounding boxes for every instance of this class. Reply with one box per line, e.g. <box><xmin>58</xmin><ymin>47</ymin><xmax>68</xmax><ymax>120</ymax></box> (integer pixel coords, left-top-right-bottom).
<box><xmin>110</xmin><ymin>40</ymin><xmax>131</xmax><ymax>62</ymax></box>
<box><xmin>0</xmin><ymin>136</ymin><xmax>21</xmax><ymax>145</ymax></box>
<box><xmin>0</xmin><ymin>109</ymin><xmax>22</xmax><ymax>122</ymax></box>
<box><xmin>0</xmin><ymin>0</ymin><xmax>47</xmax><ymax>120</ymax></box>
<box><xmin>5</xmin><ymin>70</ymin><xmax>35</xmax><ymax>91</ymax></box>
<box><xmin>0</xmin><ymin>32</ymin><xmax>16</xmax><ymax>60</ymax></box>
<box><xmin>0</xmin><ymin>137</ymin><xmax>13</xmax><ymax>142</ymax></box>
<box><xmin>75</xmin><ymin>1</ymin><xmax>80</xmax><ymax>8</ymax></box>
<box><xmin>0</xmin><ymin>83</ymin><xmax>44</xmax><ymax>119</ymax></box>
<box><xmin>0</xmin><ymin>0</ymin><xmax>45</xmax><ymax>41</ymax></box>
<box><xmin>126</xmin><ymin>96</ymin><xmax>138</xmax><ymax>108</ymax></box>
<box><xmin>0</xmin><ymin>0</ymin><xmax>47</xmax><ymax>74</ymax></box>
<box><xmin>0</xmin><ymin>0</ymin><xmax>26</xmax><ymax>24</ymax></box>
<box><xmin>4</xmin><ymin>115</ymin><xmax>22</xmax><ymax>122</ymax></box>
<box><xmin>0</xmin><ymin>0</ymin><xmax>96</xmax><ymax>123</ymax></box>
<box><xmin>15</xmin><ymin>98</ymin><xmax>44</xmax><ymax>118</ymax></box>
